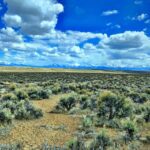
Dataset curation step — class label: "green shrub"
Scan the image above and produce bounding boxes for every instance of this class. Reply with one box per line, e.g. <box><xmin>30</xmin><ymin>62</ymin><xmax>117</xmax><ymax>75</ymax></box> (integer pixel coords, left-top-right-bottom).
<box><xmin>8</xmin><ymin>83</ymin><xmax>17</xmax><ymax>91</ymax></box>
<box><xmin>89</xmin><ymin>95</ymin><xmax>97</xmax><ymax>110</ymax></box>
<box><xmin>38</xmin><ymin>89</ymin><xmax>51</xmax><ymax>99</ymax></box>
<box><xmin>82</xmin><ymin>115</ymin><xmax>93</xmax><ymax>129</ymax></box>
<box><xmin>129</xmin><ymin>92</ymin><xmax>148</xmax><ymax>103</ymax></box>
<box><xmin>68</xmin><ymin>82</ymin><xmax>77</xmax><ymax>91</ymax></box>
<box><xmin>57</xmin><ymin>93</ymin><xmax>78</xmax><ymax>111</ymax></box>
<box><xmin>1</xmin><ymin>93</ymin><xmax>18</xmax><ymax>101</ymax></box>
<box><xmin>15</xmin><ymin>89</ymin><xmax>29</xmax><ymax>100</ymax></box>
<box><xmin>96</xmin><ymin>118</ymin><xmax>121</xmax><ymax>129</ymax></box>
<box><xmin>27</xmin><ymin>87</ymin><xmax>40</xmax><ymax>100</ymax></box>
<box><xmin>15</xmin><ymin>100</ymin><xmax>43</xmax><ymax>120</ymax></box>
<box><xmin>66</xmin><ymin>137</ymin><xmax>86</xmax><ymax>150</ymax></box>
<box><xmin>51</xmin><ymin>85</ymin><xmax>61</xmax><ymax>94</ymax></box>
<box><xmin>0</xmin><ymin>108</ymin><xmax>13</xmax><ymax>124</ymax></box>
<box><xmin>98</xmin><ymin>91</ymin><xmax>133</xmax><ymax>120</ymax></box>
<box><xmin>27</xmin><ymin>87</ymin><xmax>51</xmax><ymax>100</ymax></box>
<box><xmin>15</xmin><ymin>102</ymin><xmax>30</xmax><ymax>120</ymax></box>
<box><xmin>28</xmin><ymin>107</ymin><xmax>43</xmax><ymax>119</ymax></box>
<box><xmin>135</xmin><ymin>102</ymin><xmax>150</xmax><ymax>122</ymax></box>
<box><xmin>127</xmin><ymin>141</ymin><xmax>141</xmax><ymax>150</ymax></box>
<box><xmin>79</xmin><ymin>95</ymin><xmax>89</xmax><ymax>109</ymax></box>
<box><xmin>133</xmin><ymin>103</ymin><xmax>145</xmax><ymax>115</ymax></box>
<box><xmin>122</xmin><ymin>119</ymin><xmax>138</xmax><ymax>141</ymax></box>
<box><xmin>2</xmin><ymin>101</ymin><xmax>16</xmax><ymax>114</ymax></box>
<box><xmin>90</xmin><ymin>129</ymin><xmax>112</xmax><ymax>150</ymax></box>
<box><xmin>143</xmin><ymin>103</ymin><xmax>150</xmax><ymax>122</ymax></box>
<box><xmin>145</xmin><ymin>88</ymin><xmax>150</xmax><ymax>94</ymax></box>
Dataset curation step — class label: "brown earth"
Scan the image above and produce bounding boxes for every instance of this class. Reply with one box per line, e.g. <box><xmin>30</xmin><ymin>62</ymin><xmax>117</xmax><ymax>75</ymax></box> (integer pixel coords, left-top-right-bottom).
<box><xmin>0</xmin><ymin>94</ymin><xmax>80</xmax><ymax>149</ymax></box>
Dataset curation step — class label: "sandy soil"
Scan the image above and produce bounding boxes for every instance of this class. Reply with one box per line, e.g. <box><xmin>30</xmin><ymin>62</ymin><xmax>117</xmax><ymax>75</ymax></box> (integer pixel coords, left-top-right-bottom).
<box><xmin>0</xmin><ymin>95</ymin><xmax>80</xmax><ymax>149</ymax></box>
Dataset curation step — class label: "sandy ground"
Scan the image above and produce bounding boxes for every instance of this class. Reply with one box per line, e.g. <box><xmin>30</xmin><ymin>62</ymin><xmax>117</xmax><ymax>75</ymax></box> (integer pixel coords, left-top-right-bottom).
<box><xmin>0</xmin><ymin>95</ymin><xmax>80</xmax><ymax>149</ymax></box>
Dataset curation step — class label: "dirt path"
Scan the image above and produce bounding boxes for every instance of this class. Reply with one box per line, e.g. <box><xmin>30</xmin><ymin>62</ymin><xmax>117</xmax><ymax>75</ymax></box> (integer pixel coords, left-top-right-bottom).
<box><xmin>0</xmin><ymin>95</ymin><xmax>80</xmax><ymax>149</ymax></box>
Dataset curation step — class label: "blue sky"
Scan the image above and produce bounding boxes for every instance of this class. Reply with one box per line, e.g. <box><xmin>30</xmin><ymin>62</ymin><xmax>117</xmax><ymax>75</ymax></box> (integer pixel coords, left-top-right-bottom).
<box><xmin>0</xmin><ymin>0</ymin><xmax>150</xmax><ymax>68</ymax></box>
<box><xmin>57</xmin><ymin>0</ymin><xmax>150</xmax><ymax>34</ymax></box>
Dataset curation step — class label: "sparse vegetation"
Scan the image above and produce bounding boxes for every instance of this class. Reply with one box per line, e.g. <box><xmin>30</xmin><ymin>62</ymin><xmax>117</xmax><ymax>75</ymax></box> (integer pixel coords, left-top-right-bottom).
<box><xmin>0</xmin><ymin>70</ymin><xmax>149</xmax><ymax>149</ymax></box>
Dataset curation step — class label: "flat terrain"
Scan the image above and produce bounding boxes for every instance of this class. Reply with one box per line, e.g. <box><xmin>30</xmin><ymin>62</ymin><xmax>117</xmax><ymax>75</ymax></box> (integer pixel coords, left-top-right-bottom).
<box><xmin>0</xmin><ymin>66</ymin><xmax>128</xmax><ymax>74</ymax></box>
<box><xmin>0</xmin><ymin>94</ymin><xmax>80</xmax><ymax>149</ymax></box>
<box><xmin>0</xmin><ymin>67</ymin><xmax>149</xmax><ymax>150</ymax></box>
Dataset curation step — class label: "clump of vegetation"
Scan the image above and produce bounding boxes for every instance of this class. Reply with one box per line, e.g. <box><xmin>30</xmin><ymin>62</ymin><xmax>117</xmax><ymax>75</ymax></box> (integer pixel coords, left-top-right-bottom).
<box><xmin>8</xmin><ymin>83</ymin><xmax>17</xmax><ymax>91</ymax></box>
<box><xmin>51</xmin><ymin>83</ymin><xmax>61</xmax><ymax>94</ymax></box>
<box><xmin>95</xmin><ymin>118</ymin><xmax>121</xmax><ymax>129</ymax></box>
<box><xmin>143</xmin><ymin>103</ymin><xmax>150</xmax><ymax>122</ymax></box>
<box><xmin>0</xmin><ymin>143</ymin><xmax>22</xmax><ymax>150</ymax></box>
<box><xmin>82</xmin><ymin>115</ymin><xmax>93</xmax><ymax>129</ymax></box>
<box><xmin>0</xmin><ymin>100</ymin><xmax>43</xmax><ymax>122</ymax></box>
<box><xmin>27</xmin><ymin>86</ymin><xmax>51</xmax><ymax>100</ymax></box>
<box><xmin>90</xmin><ymin>129</ymin><xmax>112</xmax><ymax>150</ymax></box>
<box><xmin>0</xmin><ymin>126</ymin><xmax>12</xmax><ymax>137</ymax></box>
<box><xmin>0</xmin><ymin>108</ymin><xmax>13</xmax><ymax>124</ymax></box>
<box><xmin>129</xmin><ymin>92</ymin><xmax>149</xmax><ymax>103</ymax></box>
<box><xmin>79</xmin><ymin>95</ymin><xmax>89</xmax><ymax>109</ymax></box>
<box><xmin>1</xmin><ymin>93</ymin><xmax>18</xmax><ymax>101</ymax></box>
<box><xmin>97</xmin><ymin>91</ymin><xmax>133</xmax><ymax>120</ymax></box>
<box><xmin>66</xmin><ymin>137</ymin><xmax>86</xmax><ymax>150</ymax></box>
<box><xmin>54</xmin><ymin>93</ymin><xmax>78</xmax><ymax>112</ymax></box>
<box><xmin>122</xmin><ymin>119</ymin><xmax>138</xmax><ymax>141</ymax></box>
<box><xmin>127</xmin><ymin>141</ymin><xmax>142</xmax><ymax>150</ymax></box>
<box><xmin>145</xmin><ymin>88</ymin><xmax>150</xmax><ymax>94</ymax></box>
<box><xmin>15</xmin><ymin>100</ymin><xmax>43</xmax><ymax>120</ymax></box>
<box><xmin>15</xmin><ymin>89</ymin><xmax>29</xmax><ymax>100</ymax></box>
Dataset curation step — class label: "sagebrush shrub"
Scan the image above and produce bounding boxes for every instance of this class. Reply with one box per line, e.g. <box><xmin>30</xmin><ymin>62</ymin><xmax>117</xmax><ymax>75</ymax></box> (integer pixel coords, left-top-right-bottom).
<box><xmin>15</xmin><ymin>89</ymin><xmax>29</xmax><ymax>100</ymax></box>
<box><xmin>27</xmin><ymin>87</ymin><xmax>40</xmax><ymax>100</ymax></box>
<box><xmin>0</xmin><ymin>108</ymin><xmax>13</xmax><ymax>124</ymax></box>
<box><xmin>129</xmin><ymin>92</ymin><xmax>148</xmax><ymax>103</ymax></box>
<box><xmin>145</xmin><ymin>88</ymin><xmax>150</xmax><ymax>94</ymax></box>
<box><xmin>90</xmin><ymin>129</ymin><xmax>112</xmax><ymax>150</ymax></box>
<box><xmin>8</xmin><ymin>83</ymin><xmax>17</xmax><ymax>91</ymax></box>
<box><xmin>1</xmin><ymin>101</ymin><xmax>16</xmax><ymax>114</ymax></box>
<box><xmin>51</xmin><ymin>83</ymin><xmax>61</xmax><ymax>94</ymax></box>
<box><xmin>82</xmin><ymin>115</ymin><xmax>93</xmax><ymax>129</ymax></box>
<box><xmin>27</xmin><ymin>86</ymin><xmax>51</xmax><ymax>100</ymax></box>
<box><xmin>79</xmin><ymin>95</ymin><xmax>89</xmax><ymax>109</ymax></box>
<box><xmin>57</xmin><ymin>93</ymin><xmax>78</xmax><ymax>111</ymax></box>
<box><xmin>15</xmin><ymin>100</ymin><xmax>43</xmax><ymax>120</ymax></box>
<box><xmin>98</xmin><ymin>91</ymin><xmax>133</xmax><ymax>120</ymax></box>
<box><xmin>38</xmin><ymin>89</ymin><xmax>51</xmax><ymax>99</ymax></box>
<box><xmin>143</xmin><ymin>103</ymin><xmax>150</xmax><ymax>122</ymax></box>
<box><xmin>122</xmin><ymin>119</ymin><xmax>138</xmax><ymax>141</ymax></box>
<box><xmin>1</xmin><ymin>93</ymin><xmax>18</xmax><ymax>101</ymax></box>
<box><xmin>66</xmin><ymin>137</ymin><xmax>86</xmax><ymax>150</ymax></box>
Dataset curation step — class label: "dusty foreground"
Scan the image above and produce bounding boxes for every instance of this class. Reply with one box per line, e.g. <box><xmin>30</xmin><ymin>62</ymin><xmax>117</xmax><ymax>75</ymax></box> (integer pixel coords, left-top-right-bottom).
<box><xmin>0</xmin><ymin>95</ymin><xmax>80</xmax><ymax>149</ymax></box>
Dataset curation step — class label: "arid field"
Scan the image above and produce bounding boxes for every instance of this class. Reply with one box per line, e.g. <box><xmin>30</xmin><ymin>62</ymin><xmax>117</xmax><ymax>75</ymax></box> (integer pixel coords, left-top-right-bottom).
<box><xmin>0</xmin><ymin>67</ymin><xmax>149</xmax><ymax>150</ymax></box>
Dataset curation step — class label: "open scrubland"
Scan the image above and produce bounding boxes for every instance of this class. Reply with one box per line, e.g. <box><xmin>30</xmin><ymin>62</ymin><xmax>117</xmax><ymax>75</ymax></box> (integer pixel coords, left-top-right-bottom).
<box><xmin>0</xmin><ymin>67</ymin><xmax>150</xmax><ymax>150</ymax></box>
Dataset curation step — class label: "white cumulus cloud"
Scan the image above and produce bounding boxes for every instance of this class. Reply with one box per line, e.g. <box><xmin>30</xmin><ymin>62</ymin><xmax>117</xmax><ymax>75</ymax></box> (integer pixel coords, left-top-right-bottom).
<box><xmin>4</xmin><ymin>0</ymin><xmax>64</xmax><ymax>35</ymax></box>
<box><xmin>100</xmin><ymin>31</ymin><xmax>150</xmax><ymax>50</ymax></box>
